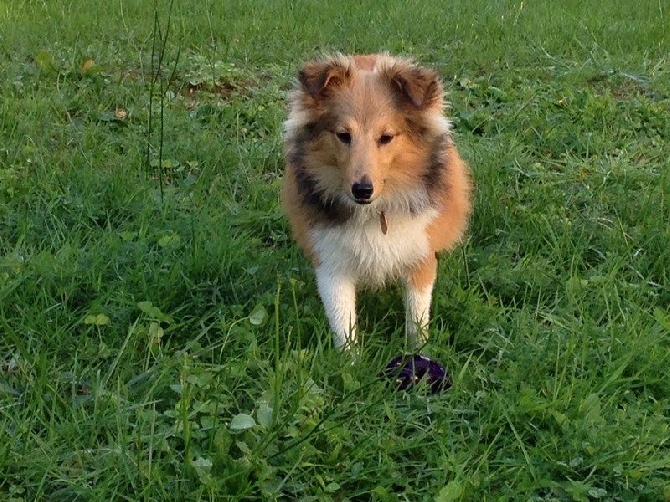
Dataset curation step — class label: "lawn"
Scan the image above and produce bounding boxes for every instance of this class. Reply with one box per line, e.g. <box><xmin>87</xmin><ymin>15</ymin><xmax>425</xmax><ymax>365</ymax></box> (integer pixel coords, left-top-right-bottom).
<box><xmin>0</xmin><ymin>0</ymin><xmax>668</xmax><ymax>500</ymax></box>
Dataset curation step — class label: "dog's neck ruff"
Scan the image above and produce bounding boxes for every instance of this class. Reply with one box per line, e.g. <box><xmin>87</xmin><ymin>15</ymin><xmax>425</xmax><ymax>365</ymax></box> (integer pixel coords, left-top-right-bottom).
<box><xmin>309</xmin><ymin>207</ymin><xmax>438</xmax><ymax>287</ymax></box>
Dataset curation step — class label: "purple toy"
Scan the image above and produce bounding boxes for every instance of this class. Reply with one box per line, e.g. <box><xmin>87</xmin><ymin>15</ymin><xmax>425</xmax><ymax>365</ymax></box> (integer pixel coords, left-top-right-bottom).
<box><xmin>384</xmin><ymin>354</ymin><xmax>451</xmax><ymax>393</ymax></box>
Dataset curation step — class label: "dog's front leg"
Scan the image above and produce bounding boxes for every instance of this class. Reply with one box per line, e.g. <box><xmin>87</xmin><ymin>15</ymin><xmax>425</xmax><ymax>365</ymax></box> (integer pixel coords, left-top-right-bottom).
<box><xmin>315</xmin><ymin>266</ymin><xmax>357</xmax><ymax>349</ymax></box>
<box><xmin>405</xmin><ymin>256</ymin><xmax>438</xmax><ymax>348</ymax></box>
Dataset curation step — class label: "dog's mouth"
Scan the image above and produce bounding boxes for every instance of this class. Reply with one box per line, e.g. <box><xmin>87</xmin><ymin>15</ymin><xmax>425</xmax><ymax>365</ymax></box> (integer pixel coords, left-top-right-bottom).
<box><xmin>353</xmin><ymin>198</ymin><xmax>373</xmax><ymax>205</ymax></box>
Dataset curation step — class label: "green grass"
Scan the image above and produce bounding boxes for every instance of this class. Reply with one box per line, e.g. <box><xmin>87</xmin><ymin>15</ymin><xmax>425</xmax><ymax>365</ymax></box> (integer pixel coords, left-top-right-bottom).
<box><xmin>1</xmin><ymin>0</ymin><xmax>669</xmax><ymax>500</ymax></box>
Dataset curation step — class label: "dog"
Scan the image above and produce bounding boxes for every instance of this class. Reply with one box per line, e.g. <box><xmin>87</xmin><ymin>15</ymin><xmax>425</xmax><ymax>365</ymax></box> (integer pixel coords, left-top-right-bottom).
<box><xmin>282</xmin><ymin>54</ymin><xmax>472</xmax><ymax>350</ymax></box>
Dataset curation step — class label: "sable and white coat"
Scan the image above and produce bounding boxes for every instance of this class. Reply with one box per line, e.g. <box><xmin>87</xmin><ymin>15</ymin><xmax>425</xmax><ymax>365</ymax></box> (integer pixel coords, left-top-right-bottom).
<box><xmin>282</xmin><ymin>54</ymin><xmax>472</xmax><ymax>349</ymax></box>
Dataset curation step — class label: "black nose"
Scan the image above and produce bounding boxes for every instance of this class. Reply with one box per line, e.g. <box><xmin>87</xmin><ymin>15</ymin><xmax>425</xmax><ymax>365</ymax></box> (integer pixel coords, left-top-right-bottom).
<box><xmin>351</xmin><ymin>179</ymin><xmax>374</xmax><ymax>202</ymax></box>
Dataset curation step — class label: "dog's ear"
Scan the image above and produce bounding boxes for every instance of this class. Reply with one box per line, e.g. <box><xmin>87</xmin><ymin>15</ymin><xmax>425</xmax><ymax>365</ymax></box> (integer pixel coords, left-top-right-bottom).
<box><xmin>298</xmin><ymin>58</ymin><xmax>350</xmax><ymax>96</ymax></box>
<box><xmin>386</xmin><ymin>63</ymin><xmax>442</xmax><ymax>109</ymax></box>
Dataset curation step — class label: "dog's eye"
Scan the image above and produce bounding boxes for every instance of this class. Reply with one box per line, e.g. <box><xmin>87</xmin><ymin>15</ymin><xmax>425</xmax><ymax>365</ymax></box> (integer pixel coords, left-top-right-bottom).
<box><xmin>379</xmin><ymin>134</ymin><xmax>394</xmax><ymax>145</ymax></box>
<box><xmin>335</xmin><ymin>132</ymin><xmax>352</xmax><ymax>144</ymax></box>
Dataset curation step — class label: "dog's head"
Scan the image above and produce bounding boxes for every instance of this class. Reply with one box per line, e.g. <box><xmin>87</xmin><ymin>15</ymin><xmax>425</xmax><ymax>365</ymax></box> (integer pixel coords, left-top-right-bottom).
<box><xmin>285</xmin><ymin>54</ymin><xmax>451</xmax><ymax>211</ymax></box>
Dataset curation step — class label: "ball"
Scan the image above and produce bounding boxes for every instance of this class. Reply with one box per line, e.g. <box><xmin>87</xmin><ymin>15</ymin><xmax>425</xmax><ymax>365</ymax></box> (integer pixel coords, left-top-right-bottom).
<box><xmin>383</xmin><ymin>354</ymin><xmax>451</xmax><ymax>393</ymax></box>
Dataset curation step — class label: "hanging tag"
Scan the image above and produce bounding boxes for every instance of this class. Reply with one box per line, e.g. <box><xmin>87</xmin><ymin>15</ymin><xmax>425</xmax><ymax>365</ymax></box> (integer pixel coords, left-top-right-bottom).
<box><xmin>380</xmin><ymin>211</ymin><xmax>388</xmax><ymax>235</ymax></box>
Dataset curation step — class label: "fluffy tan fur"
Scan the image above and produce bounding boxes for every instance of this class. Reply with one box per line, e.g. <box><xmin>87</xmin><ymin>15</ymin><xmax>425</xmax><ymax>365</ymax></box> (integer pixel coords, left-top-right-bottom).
<box><xmin>282</xmin><ymin>54</ymin><xmax>472</xmax><ymax>348</ymax></box>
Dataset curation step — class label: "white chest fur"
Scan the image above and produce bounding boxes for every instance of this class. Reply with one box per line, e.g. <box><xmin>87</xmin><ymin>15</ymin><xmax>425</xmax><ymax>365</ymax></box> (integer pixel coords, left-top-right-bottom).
<box><xmin>310</xmin><ymin>209</ymin><xmax>437</xmax><ymax>287</ymax></box>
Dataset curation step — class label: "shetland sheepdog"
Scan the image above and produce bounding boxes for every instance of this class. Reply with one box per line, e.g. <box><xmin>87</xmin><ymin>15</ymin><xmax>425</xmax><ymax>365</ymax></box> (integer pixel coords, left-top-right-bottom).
<box><xmin>282</xmin><ymin>54</ymin><xmax>472</xmax><ymax>350</ymax></box>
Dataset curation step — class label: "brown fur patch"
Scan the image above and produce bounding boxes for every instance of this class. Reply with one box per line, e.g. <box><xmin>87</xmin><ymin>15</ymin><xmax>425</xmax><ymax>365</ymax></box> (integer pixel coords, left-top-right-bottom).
<box><xmin>383</xmin><ymin>62</ymin><xmax>443</xmax><ymax>109</ymax></box>
<box><xmin>425</xmin><ymin>144</ymin><xmax>472</xmax><ymax>253</ymax></box>
<box><xmin>298</xmin><ymin>58</ymin><xmax>351</xmax><ymax>96</ymax></box>
<box><xmin>409</xmin><ymin>255</ymin><xmax>438</xmax><ymax>291</ymax></box>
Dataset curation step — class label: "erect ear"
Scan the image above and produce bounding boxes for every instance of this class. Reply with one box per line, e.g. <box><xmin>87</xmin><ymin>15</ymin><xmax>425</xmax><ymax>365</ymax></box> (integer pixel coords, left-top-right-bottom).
<box><xmin>298</xmin><ymin>58</ymin><xmax>350</xmax><ymax>96</ymax></box>
<box><xmin>386</xmin><ymin>63</ymin><xmax>443</xmax><ymax>109</ymax></box>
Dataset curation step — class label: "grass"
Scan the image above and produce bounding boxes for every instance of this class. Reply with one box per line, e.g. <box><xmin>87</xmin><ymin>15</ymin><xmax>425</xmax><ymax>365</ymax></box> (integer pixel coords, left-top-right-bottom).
<box><xmin>0</xmin><ymin>0</ymin><xmax>668</xmax><ymax>499</ymax></box>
